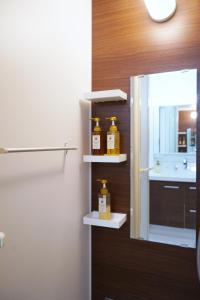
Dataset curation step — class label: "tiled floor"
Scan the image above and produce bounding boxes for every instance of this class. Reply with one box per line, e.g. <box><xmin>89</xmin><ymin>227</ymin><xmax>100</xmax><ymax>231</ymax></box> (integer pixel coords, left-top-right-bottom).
<box><xmin>149</xmin><ymin>224</ymin><xmax>196</xmax><ymax>248</ymax></box>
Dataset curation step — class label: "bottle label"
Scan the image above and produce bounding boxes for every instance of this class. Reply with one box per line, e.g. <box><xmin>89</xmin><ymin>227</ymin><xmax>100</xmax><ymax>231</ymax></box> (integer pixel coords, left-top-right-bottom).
<box><xmin>92</xmin><ymin>135</ymin><xmax>100</xmax><ymax>149</ymax></box>
<box><xmin>99</xmin><ymin>195</ymin><xmax>106</xmax><ymax>213</ymax></box>
<box><xmin>107</xmin><ymin>134</ymin><xmax>115</xmax><ymax>149</ymax></box>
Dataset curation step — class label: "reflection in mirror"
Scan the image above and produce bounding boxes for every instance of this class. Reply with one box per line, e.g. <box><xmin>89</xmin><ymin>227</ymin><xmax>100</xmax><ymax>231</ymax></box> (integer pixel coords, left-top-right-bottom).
<box><xmin>153</xmin><ymin>105</ymin><xmax>196</xmax><ymax>153</ymax></box>
<box><xmin>130</xmin><ymin>69</ymin><xmax>197</xmax><ymax>248</ymax></box>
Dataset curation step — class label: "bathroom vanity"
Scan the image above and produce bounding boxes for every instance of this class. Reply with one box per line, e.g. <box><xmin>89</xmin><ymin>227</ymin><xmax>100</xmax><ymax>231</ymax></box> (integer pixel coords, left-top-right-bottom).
<box><xmin>150</xmin><ymin>180</ymin><xmax>196</xmax><ymax>229</ymax></box>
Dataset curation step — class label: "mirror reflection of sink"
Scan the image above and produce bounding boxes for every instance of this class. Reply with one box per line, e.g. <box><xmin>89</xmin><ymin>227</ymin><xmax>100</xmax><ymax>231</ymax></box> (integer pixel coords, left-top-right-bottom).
<box><xmin>149</xmin><ymin>167</ymin><xmax>196</xmax><ymax>183</ymax></box>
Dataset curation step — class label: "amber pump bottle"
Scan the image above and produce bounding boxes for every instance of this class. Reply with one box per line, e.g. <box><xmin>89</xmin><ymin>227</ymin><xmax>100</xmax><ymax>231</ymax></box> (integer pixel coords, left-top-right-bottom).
<box><xmin>97</xmin><ymin>179</ymin><xmax>111</xmax><ymax>220</ymax></box>
<box><xmin>91</xmin><ymin>117</ymin><xmax>104</xmax><ymax>155</ymax></box>
<box><xmin>106</xmin><ymin>116</ymin><xmax>120</xmax><ymax>155</ymax></box>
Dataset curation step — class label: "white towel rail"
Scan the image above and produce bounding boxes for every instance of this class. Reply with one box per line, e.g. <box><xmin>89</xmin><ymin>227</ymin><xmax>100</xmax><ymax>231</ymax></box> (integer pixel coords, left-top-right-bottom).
<box><xmin>0</xmin><ymin>146</ymin><xmax>77</xmax><ymax>154</ymax></box>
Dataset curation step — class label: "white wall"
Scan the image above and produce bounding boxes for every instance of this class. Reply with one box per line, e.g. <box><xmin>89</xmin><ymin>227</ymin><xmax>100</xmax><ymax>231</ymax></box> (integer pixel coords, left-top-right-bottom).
<box><xmin>0</xmin><ymin>1</ymin><xmax>91</xmax><ymax>300</ymax></box>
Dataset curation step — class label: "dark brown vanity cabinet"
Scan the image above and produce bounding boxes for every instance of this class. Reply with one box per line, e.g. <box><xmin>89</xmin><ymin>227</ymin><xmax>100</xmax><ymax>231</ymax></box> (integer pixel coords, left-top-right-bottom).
<box><xmin>185</xmin><ymin>183</ymin><xmax>197</xmax><ymax>228</ymax></box>
<box><xmin>150</xmin><ymin>181</ymin><xmax>196</xmax><ymax>229</ymax></box>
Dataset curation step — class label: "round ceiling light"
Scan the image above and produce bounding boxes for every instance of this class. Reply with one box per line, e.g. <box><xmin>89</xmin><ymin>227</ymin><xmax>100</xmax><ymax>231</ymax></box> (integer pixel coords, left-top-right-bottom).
<box><xmin>144</xmin><ymin>0</ymin><xmax>177</xmax><ymax>23</ymax></box>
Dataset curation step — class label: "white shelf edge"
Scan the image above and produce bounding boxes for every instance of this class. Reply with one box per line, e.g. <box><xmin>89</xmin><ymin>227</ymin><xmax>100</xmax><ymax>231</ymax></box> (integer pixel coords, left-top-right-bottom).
<box><xmin>84</xmin><ymin>89</ymin><xmax>127</xmax><ymax>103</ymax></box>
<box><xmin>83</xmin><ymin>211</ymin><xmax>127</xmax><ymax>229</ymax></box>
<box><xmin>83</xmin><ymin>154</ymin><xmax>127</xmax><ymax>163</ymax></box>
<box><xmin>178</xmin><ymin>145</ymin><xmax>187</xmax><ymax>147</ymax></box>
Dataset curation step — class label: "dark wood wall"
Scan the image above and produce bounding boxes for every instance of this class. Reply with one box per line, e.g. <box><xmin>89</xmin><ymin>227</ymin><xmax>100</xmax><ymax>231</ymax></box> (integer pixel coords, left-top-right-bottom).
<box><xmin>92</xmin><ymin>1</ymin><xmax>200</xmax><ymax>299</ymax></box>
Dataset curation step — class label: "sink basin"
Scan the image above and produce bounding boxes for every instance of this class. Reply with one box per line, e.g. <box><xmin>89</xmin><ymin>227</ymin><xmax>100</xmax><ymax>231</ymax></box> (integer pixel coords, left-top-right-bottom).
<box><xmin>190</xmin><ymin>166</ymin><xmax>196</xmax><ymax>172</ymax></box>
<box><xmin>149</xmin><ymin>168</ymin><xmax>196</xmax><ymax>183</ymax></box>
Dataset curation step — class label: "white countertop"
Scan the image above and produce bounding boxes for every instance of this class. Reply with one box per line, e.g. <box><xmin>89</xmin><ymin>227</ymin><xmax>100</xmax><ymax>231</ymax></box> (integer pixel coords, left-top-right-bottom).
<box><xmin>149</xmin><ymin>169</ymin><xmax>196</xmax><ymax>183</ymax></box>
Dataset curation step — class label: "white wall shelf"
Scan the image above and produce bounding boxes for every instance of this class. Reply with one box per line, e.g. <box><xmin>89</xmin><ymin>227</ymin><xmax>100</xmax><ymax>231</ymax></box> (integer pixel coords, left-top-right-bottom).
<box><xmin>178</xmin><ymin>145</ymin><xmax>187</xmax><ymax>148</ymax></box>
<box><xmin>84</xmin><ymin>89</ymin><xmax>127</xmax><ymax>103</ymax></box>
<box><xmin>83</xmin><ymin>211</ymin><xmax>127</xmax><ymax>229</ymax></box>
<box><xmin>83</xmin><ymin>154</ymin><xmax>127</xmax><ymax>163</ymax></box>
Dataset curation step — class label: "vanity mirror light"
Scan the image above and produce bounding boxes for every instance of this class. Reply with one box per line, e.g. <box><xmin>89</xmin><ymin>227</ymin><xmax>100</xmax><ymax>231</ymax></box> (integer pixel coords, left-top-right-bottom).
<box><xmin>130</xmin><ymin>69</ymin><xmax>198</xmax><ymax>248</ymax></box>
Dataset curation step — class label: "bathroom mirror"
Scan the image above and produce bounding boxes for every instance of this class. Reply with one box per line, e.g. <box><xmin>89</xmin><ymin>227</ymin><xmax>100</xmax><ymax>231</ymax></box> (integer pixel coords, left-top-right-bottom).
<box><xmin>130</xmin><ymin>69</ymin><xmax>197</xmax><ymax>248</ymax></box>
<box><xmin>153</xmin><ymin>105</ymin><xmax>196</xmax><ymax>154</ymax></box>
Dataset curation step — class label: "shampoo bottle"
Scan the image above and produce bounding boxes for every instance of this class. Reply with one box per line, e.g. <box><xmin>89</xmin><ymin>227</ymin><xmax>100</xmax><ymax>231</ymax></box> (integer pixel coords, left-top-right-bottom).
<box><xmin>106</xmin><ymin>116</ymin><xmax>120</xmax><ymax>155</ymax></box>
<box><xmin>91</xmin><ymin>117</ymin><xmax>104</xmax><ymax>155</ymax></box>
<box><xmin>97</xmin><ymin>179</ymin><xmax>111</xmax><ymax>220</ymax></box>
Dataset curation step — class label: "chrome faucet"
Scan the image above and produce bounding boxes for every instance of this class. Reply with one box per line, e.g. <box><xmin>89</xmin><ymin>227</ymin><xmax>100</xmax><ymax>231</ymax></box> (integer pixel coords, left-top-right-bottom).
<box><xmin>183</xmin><ymin>158</ymin><xmax>188</xmax><ymax>169</ymax></box>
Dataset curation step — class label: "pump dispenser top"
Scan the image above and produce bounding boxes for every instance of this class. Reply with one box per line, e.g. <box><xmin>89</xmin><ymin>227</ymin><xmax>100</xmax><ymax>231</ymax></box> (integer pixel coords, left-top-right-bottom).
<box><xmin>106</xmin><ymin>116</ymin><xmax>118</xmax><ymax>132</ymax></box>
<box><xmin>97</xmin><ymin>179</ymin><xmax>109</xmax><ymax>194</ymax></box>
<box><xmin>90</xmin><ymin>117</ymin><xmax>101</xmax><ymax>132</ymax></box>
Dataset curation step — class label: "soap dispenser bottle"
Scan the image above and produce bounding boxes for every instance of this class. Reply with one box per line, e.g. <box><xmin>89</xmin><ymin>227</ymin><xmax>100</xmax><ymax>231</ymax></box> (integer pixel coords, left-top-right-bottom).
<box><xmin>155</xmin><ymin>160</ymin><xmax>160</xmax><ymax>173</ymax></box>
<box><xmin>97</xmin><ymin>179</ymin><xmax>111</xmax><ymax>220</ymax></box>
<box><xmin>106</xmin><ymin>116</ymin><xmax>120</xmax><ymax>155</ymax></box>
<box><xmin>91</xmin><ymin>117</ymin><xmax>104</xmax><ymax>155</ymax></box>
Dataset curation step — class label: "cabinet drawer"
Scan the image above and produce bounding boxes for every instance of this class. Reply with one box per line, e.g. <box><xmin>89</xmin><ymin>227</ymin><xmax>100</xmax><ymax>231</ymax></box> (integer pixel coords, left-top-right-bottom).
<box><xmin>185</xmin><ymin>184</ymin><xmax>197</xmax><ymax>209</ymax></box>
<box><xmin>184</xmin><ymin>183</ymin><xmax>196</xmax><ymax>229</ymax></box>
<box><xmin>185</xmin><ymin>210</ymin><xmax>196</xmax><ymax>229</ymax></box>
<box><xmin>150</xmin><ymin>180</ymin><xmax>185</xmax><ymax>191</ymax></box>
<box><xmin>150</xmin><ymin>181</ymin><xmax>185</xmax><ymax>228</ymax></box>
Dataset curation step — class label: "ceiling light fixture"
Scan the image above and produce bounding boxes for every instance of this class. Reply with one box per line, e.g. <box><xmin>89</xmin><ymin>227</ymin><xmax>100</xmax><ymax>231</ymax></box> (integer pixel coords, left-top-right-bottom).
<box><xmin>144</xmin><ymin>0</ymin><xmax>177</xmax><ymax>23</ymax></box>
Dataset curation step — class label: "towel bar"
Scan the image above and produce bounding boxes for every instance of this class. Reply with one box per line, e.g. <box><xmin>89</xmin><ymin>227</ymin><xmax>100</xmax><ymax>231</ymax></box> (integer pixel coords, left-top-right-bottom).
<box><xmin>0</xmin><ymin>146</ymin><xmax>77</xmax><ymax>154</ymax></box>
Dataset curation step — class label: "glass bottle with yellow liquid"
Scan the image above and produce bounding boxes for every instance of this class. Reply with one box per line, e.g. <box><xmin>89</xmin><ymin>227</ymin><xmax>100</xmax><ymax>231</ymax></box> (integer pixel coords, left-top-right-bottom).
<box><xmin>106</xmin><ymin>116</ymin><xmax>120</xmax><ymax>155</ymax></box>
<box><xmin>91</xmin><ymin>117</ymin><xmax>105</xmax><ymax>155</ymax></box>
<box><xmin>97</xmin><ymin>179</ymin><xmax>111</xmax><ymax>220</ymax></box>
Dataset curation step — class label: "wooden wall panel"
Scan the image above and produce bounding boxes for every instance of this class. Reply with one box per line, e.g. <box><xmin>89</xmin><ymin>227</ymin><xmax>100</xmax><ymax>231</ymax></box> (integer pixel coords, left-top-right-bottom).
<box><xmin>92</xmin><ymin>0</ymin><xmax>200</xmax><ymax>299</ymax></box>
